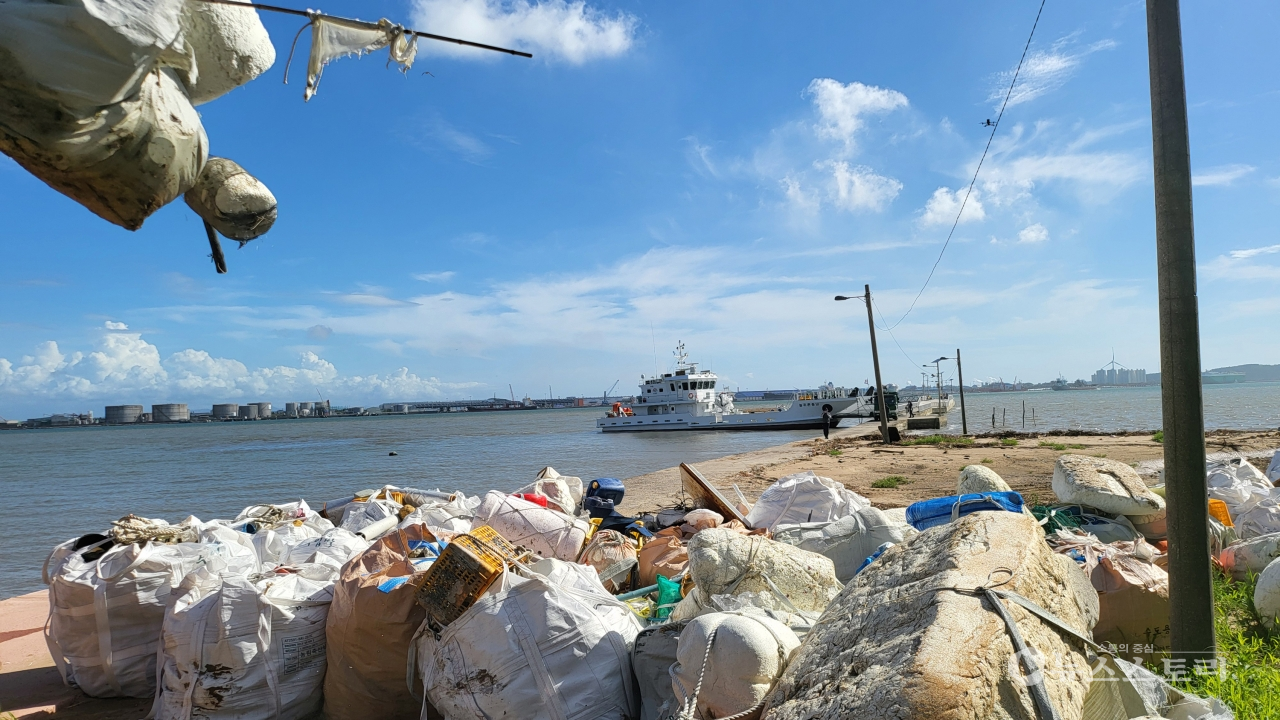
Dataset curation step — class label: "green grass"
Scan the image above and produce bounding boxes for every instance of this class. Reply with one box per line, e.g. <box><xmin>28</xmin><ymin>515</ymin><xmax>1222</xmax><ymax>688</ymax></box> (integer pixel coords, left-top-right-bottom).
<box><xmin>981</xmin><ymin>458</ymin><xmax>993</xmax><ymax>464</ymax></box>
<box><xmin>1153</xmin><ymin>430</ymin><xmax>1165</xmax><ymax>443</ymax></box>
<box><xmin>1039</xmin><ymin>441</ymin><xmax>1068</xmax><ymax>451</ymax></box>
<box><xmin>1067</xmin><ymin>443</ymin><xmax>1087</xmax><ymax>449</ymax></box>
<box><xmin>901</xmin><ymin>434</ymin><xmax>974</xmax><ymax>446</ymax></box>
<box><xmin>1001</xmin><ymin>438</ymin><xmax>1018</xmax><ymax>446</ymax></box>
<box><xmin>872</xmin><ymin>475</ymin><xmax>910</xmax><ymax>488</ymax></box>
<box><xmin>1093</xmin><ymin>453</ymin><xmax>1108</xmax><ymax>458</ymax></box>
<box><xmin>827</xmin><ymin>448</ymin><xmax>842</xmax><ymax>456</ymax></box>
<box><xmin>1173</xmin><ymin>568</ymin><xmax>1280</xmax><ymax>720</ymax></box>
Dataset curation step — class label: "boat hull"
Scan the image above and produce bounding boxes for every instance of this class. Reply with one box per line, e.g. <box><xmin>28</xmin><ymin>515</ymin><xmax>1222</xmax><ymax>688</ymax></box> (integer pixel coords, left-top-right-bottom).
<box><xmin>597</xmin><ymin>415</ymin><xmax>844</xmax><ymax>432</ymax></box>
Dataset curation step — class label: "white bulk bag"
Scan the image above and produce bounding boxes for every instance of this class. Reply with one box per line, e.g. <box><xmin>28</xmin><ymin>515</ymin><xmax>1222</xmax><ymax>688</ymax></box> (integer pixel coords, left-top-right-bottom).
<box><xmin>686</xmin><ymin>529</ymin><xmax>842</xmax><ymax>614</ymax></box>
<box><xmin>514</xmin><ymin>476</ymin><xmax>578</xmax><ymax>515</ymax></box>
<box><xmin>282</xmin><ymin>527</ymin><xmax>369</xmax><ymax>570</ymax></box>
<box><xmin>233</xmin><ymin>501</ymin><xmax>334</xmax><ymax>567</ymax></box>
<box><xmin>745</xmin><ymin>471</ymin><xmax>869</xmax><ymax>532</ymax></box>
<box><xmin>1267</xmin><ymin>451</ymin><xmax>1280</xmax><ymax>484</ymax></box>
<box><xmin>416</xmin><ymin>566</ymin><xmax>643</xmax><ymax>720</ymax></box>
<box><xmin>1219</xmin><ymin>532</ymin><xmax>1280</xmax><ymax>581</ymax></box>
<box><xmin>1256</xmin><ymin>557</ymin><xmax>1280</xmax><ymax>629</ymax></box>
<box><xmin>773</xmin><ymin>506</ymin><xmax>915</xmax><ymax>583</ymax></box>
<box><xmin>1234</xmin><ymin>491</ymin><xmax>1280</xmax><ymax>540</ymax></box>
<box><xmin>397</xmin><ymin>493</ymin><xmax>475</xmax><ymax>534</ymax></box>
<box><xmin>670</xmin><ymin>612</ymin><xmax>800</xmax><ymax>720</ymax></box>
<box><xmin>1206</xmin><ymin>459</ymin><xmax>1273</xmax><ymax>513</ymax></box>
<box><xmin>958</xmin><ymin>465</ymin><xmax>1013</xmax><ymax>494</ymax></box>
<box><xmin>152</xmin><ymin>564</ymin><xmax>337</xmax><ymax>720</ymax></box>
<box><xmin>473</xmin><ymin>490</ymin><xmax>589</xmax><ymax>561</ymax></box>
<box><xmin>538</xmin><ymin>466</ymin><xmax>585</xmax><ymax>509</ymax></box>
<box><xmin>1052</xmin><ymin>455</ymin><xmax>1164</xmax><ymax>517</ymax></box>
<box><xmin>44</xmin><ymin>538</ymin><xmax>207</xmax><ymax>698</ymax></box>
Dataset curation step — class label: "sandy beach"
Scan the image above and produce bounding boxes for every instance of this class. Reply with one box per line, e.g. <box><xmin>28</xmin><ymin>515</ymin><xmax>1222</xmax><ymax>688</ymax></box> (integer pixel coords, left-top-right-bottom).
<box><xmin>624</xmin><ymin>422</ymin><xmax>1280</xmax><ymax>512</ymax></box>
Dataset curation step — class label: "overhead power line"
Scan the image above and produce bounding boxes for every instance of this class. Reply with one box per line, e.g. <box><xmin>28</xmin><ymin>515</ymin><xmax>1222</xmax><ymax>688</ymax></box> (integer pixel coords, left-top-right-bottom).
<box><xmin>885</xmin><ymin>0</ymin><xmax>1047</xmax><ymax>330</ymax></box>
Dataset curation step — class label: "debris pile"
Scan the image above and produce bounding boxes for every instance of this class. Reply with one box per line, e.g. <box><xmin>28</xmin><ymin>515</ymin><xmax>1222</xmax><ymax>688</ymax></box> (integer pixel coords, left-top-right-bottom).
<box><xmin>42</xmin><ymin>453</ymin><xmax>1267</xmax><ymax>719</ymax></box>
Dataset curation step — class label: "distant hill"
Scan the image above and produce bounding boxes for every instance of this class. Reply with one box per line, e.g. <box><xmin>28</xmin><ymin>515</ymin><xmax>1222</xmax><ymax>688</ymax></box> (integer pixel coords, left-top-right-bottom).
<box><xmin>1208</xmin><ymin>364</ymin><xmax>1280</xmax><ymax>382</ymax></box>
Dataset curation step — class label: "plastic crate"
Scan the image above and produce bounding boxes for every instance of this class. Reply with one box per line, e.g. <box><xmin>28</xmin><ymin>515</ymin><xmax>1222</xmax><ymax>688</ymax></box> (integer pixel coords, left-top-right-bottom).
<box><xmin>415</xmin><ymin>526</ymin><xmax>519</xmax><ymax>630</ymax></box>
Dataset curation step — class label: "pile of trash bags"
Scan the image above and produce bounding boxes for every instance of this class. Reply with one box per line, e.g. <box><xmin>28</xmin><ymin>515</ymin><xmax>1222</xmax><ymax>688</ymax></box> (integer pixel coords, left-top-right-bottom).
<box><xmin>44</xmin><ymin>452</ymin><xmax>1264</xmax><ymax>720</ymax></box>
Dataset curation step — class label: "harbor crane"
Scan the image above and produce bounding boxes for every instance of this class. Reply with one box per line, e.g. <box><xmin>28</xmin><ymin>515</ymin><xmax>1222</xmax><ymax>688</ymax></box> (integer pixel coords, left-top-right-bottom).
<box><xmin>604</xmin><ymin>380</ymin><xmax>620</xmax><ymax>401</ymax></box>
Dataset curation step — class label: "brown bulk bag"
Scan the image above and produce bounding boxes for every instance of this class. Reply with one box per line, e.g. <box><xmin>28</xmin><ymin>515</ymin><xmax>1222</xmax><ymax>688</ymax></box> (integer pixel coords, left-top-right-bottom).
<box><xmin>324</xmin><ymin>524</ymin><xmax>436</xmax><ymax>719</ymax></box>
<box><xmin>638</xmin><ymin>527</ymin><xmax>688</xmax><ymax>588</ymax></box>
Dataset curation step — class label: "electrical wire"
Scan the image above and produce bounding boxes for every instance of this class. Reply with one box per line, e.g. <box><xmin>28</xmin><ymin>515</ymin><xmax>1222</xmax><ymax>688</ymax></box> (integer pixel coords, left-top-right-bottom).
<box><xmin>872</xmin><ymin>297</ymin><xmax>920</xmax><ymax>369</ymax></box>
<box><xmin>885</xmin><ymin>0</ymin><xmax>1047</xmax><ymax>330</ymax></box>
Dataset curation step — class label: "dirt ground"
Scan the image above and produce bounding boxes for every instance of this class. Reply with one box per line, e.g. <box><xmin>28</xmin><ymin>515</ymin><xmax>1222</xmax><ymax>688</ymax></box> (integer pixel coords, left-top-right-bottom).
<box><xmin>624</xmin><ymin>424</ymin><xmax>1280</xmax><ymax>513</ymax></box>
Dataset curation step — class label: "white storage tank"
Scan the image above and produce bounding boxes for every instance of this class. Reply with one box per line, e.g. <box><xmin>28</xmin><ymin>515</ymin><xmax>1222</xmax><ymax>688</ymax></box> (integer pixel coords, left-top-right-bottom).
<box><xmin>299</xmin><ymin>401</ymin><xmax>314</xmax><ymax>417</ymax></box>
<box><xmin>256</xmin><ymin>401</ymin><xmax>272</xmax><ymax>418</ymax></box>
<box><xmin>285</xmin><ymin>402</ymin><xmax>299</xmax><ymax>417</ymax></box>
<box><xmin>104</xmin><ymin>405</ymin><xmax>143</xmax><ymax>424</ymax></box>
<box><xmin>151</xmin><ymin>403</ymin><xmax>189</xmax><ymax>422</ymax></box>
<box><xmin>238</xmin><ymin>404</ymin><xmax>259</xmax><ymax>420</ymax></box>
<box><xmin>212</xmin><ymin>403</ymin><xmax>239</xmax><ymax>419</ymax></box>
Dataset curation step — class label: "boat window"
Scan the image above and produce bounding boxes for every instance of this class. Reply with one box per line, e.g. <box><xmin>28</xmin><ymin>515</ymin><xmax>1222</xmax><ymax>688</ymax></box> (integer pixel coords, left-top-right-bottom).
<box><xmin>670</xmin><ymin>383</ymin><xmax>675</xmax><ymax>391</ymax></box>
<box><xmin>681</xmin><ymin>382</ymin><xmax>688</xmax><ymax>391</ymax></box>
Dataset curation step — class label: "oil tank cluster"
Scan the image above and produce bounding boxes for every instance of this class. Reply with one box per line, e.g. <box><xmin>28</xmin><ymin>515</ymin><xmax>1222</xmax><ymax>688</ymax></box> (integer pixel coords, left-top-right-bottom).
<box><xmin>151</xmin><ymin>403</ymin><xmax>189</xmax><ymax>422</ymax></box>
<box><xmin>104</xmin><ymin>405</ymin><xmax>144</xmax><ymax>424</ymax></box>
<box><xmin>212</xmin><ymin>403</ymin><xmax>238</xmax><ymax>419</ymax></box>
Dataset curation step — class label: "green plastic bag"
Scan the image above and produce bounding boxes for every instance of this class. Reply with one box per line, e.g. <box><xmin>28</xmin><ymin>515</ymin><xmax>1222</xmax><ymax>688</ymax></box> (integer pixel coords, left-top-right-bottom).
<box><xmin>655</xmin><ymin>574</ymin><xmax>681</xmax><ymax>620</ymax></box>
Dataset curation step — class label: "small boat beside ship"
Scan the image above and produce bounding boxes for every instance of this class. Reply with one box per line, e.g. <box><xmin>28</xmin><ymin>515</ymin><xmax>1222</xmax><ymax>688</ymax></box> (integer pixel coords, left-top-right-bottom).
<box><xmin>597</xmin><ymin>344</ymin><xmax>888</xmax><ymax>433</ymax></box>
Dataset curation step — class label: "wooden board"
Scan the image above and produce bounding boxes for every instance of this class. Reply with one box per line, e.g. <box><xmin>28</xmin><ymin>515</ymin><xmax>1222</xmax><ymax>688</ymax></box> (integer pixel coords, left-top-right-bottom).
<box><xmin>679</xmin><ymin>462</ymin><xmax>751</xmax><ymax>527</ymax></box>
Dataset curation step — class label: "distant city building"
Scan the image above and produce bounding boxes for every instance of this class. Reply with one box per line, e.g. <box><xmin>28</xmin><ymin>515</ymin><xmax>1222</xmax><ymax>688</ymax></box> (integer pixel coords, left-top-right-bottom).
<box><xmin>1091</xmin><ymin>364</ymin><xmax>1146</xmax><ymax>386</ymax></box>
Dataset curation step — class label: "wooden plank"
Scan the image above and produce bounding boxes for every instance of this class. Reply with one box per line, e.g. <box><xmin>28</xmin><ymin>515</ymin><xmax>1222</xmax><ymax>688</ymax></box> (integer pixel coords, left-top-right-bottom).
<box><xmin>679</xmin><ymin>462</ymin><xmax>751</xmax><ymax>527</ymax></box>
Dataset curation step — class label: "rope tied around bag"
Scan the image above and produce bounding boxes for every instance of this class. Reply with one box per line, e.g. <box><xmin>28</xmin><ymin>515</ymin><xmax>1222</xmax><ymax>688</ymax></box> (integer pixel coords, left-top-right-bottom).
<box><xmin>109</xmin><ymin>515</ymin><xmax>197</xmax><ymax>545</ymax></box>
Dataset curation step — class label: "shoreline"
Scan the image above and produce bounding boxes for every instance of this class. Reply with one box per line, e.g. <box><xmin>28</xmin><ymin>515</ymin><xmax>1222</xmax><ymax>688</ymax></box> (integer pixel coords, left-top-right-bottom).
<box><xmin>624</xmin><ymin>424</ymin><xmax>1280</xmax><ymax>513</ymax></box>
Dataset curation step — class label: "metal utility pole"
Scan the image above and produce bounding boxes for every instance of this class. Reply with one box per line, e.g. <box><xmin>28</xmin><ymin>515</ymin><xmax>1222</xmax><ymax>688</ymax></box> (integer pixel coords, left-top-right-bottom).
<box><xmin>834</xmin><ymin>286</ymin><xmax>892</xmax><ymax>443</ymax></box>
<box><xmin>956</xmin><ymin>347</ymin><xmax>968</xmax><ymax>434</ymax></box>
<box><xmin>1146</xmin><ymin>0</ymin><xmax>1215</xmax><ymax>658</ymax></box>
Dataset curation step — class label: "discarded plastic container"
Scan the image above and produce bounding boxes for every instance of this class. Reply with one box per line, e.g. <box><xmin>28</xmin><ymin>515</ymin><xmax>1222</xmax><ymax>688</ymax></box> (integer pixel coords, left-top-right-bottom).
<box><xmin>414</xmin><ymin>526</ymin><xmax>518</xmax><ymax>631</ymax></box>
<box><xmin>588</xmin><ymin>477</ymin><xmax>626</xmax><ymax>506</ymax></box>
<box><xmin>513</xmin><ymin>492</ymin><xmax>548</xmax><ymax>508</ymax></box>
<box><xmin>905</xmin><ymin>491</ymin><xmax>1024</xmax><ymax>531</ymax></box>
<box><xmin>1208</xmin><ymin>498</ymin><xmax>1234</xmax><ymax>527</ymax></box>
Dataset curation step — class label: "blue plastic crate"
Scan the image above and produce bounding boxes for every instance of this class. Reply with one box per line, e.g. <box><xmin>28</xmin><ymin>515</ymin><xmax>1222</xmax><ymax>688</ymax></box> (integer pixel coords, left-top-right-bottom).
<box><xmin>905</xmin><ymin>491</ymin><xmax>1025</xmax><ymax>531</ymax></box>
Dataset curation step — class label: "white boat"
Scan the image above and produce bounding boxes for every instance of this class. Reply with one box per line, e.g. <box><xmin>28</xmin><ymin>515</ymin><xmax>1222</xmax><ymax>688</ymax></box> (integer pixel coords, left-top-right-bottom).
<box><xmin>597</xmin><ymin>343</ymin><xmax>872</xmax><ymax>433</ymax></box>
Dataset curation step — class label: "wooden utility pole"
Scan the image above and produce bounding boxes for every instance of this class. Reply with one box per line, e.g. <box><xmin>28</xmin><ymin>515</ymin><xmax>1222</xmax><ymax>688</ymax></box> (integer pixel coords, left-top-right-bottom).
<box><xmin>956</xmin><ymin>347</ymin><xmax>968</xmax><ymax>434</ymax></box>
<box><xmin>1146</xmin><ymin>0</ymin><xmax>1215</xmax><ymax>658</ymax></box>
<box><xmin>864</xmin><ymin>285</ymin><xmax>892</xmax><ymax>443</ymax></box>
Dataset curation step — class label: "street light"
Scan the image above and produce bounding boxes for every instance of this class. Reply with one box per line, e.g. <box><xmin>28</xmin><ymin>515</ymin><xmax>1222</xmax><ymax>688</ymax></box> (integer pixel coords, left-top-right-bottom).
<box><xmin>922</xmin><ymin>353</ymin><xmax>968</xmax><ymax>435</ymax></box>
<box><xmin>834</xmin><ymin>287</ymin><xmax>893</xmax><ymax>443</ymax></box>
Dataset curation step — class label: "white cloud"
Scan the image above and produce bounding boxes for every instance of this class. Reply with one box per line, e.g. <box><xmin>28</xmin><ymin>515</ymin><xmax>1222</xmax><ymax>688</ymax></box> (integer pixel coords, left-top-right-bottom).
<box><xmin>780</xmin><ymin>175</ymin><xmax>819</xmax><ymax>213</ymax></box>
<box><xmin>334</xmin><ymin>293</ymin><xmax>420</xmax><ymax>307</ymax></box>
<box><xmin>805</xmin><ymin>78</ymin><xmax>908</xmax><ymax>149</ymax></box>
<box><xmin>307</xmin><ymin>324</ymin><xmax>334</xmax><ymax>340</ymax></box>
<box><xmin>826</xmin><ymin>161</ymin><xmax>902</xmax><ymax>212</ymax></box>
<box><xmin>411</xmin><ymin>0</ymin><xmax>637</xmax><ymax>63</ymax></box>
<box><xmin>412</xmin><ymin>271</ymin><xmax>457</xmax><ymax>282</ymax></box>
<box><xmin>104</xmin><ymin>321</ymin><xmax>128</xmax><ymax>330</ymax></box>
<box><xmin>1018</xmin><ymin>223</ymin><xmax>1049</xmax><ymax>244</ymax></box>
<box><xmin>990</xmin><ymin>38</ymin><xmax>1116</xmax><ymax>108</ymax></box>
<box><xmin>0</xmin><ymin>330</ymin><xmax>479</xmax><ymax>408</ymax></box>
<box><xmin>920</xmin><ymin>187</ymin><xmax>985</xmax><ymax>226</ymax></box>
<box><xmin>1229</xmin><ymin>243</ymin><xmax>1280</xmax><ymax>260</ymax></box>
<box><xmin>1192</xmin><ymin>164</ymin><xmax>1256</xmax><ymax>187</ymax></box>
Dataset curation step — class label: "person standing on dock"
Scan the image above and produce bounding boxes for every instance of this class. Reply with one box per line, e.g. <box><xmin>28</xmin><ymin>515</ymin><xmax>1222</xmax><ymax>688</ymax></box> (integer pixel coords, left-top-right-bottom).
<box><xmin>822</xmin><ymin>409</ymin><xmax>831</xmax><ymax>439</ymax></box>
<box><xmin>906</xmin><ymin>400</ymin><xmax>914</xmax><ymax>418</ymax></box>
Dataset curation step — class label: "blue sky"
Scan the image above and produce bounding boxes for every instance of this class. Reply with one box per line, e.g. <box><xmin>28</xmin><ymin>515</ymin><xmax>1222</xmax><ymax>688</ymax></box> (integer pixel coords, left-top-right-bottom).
<box><xmin>2</xmin><ymin>0</ymin><xmax>1279</xmax><ymax>418</ymax></box>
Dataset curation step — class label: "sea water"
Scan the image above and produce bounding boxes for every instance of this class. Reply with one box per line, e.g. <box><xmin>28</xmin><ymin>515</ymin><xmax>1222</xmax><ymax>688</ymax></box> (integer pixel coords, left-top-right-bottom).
<box><xmin>929</xmin><ymin>382</ymin><xmax>1280</xmax><ymax>434</ymax></box>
